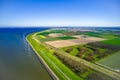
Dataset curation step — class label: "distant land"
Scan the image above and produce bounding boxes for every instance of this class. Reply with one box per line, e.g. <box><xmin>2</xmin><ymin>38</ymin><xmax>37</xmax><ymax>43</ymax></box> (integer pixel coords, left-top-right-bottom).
<box><xmin>26</xmin><ymin>27</ymin><xmax>120</xmax><ymax>80</ymax></box>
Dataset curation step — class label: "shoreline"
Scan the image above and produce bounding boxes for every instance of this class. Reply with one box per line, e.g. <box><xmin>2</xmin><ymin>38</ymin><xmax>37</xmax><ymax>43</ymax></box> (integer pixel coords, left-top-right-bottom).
<box><xmin>26</xmin><ymin>34</ymin><xmax>59</xmax><ymax>80</ymax></box>
<box><xmin>26</xmin><ymin>29</ymin><xmax>120</xmax><ymax>80</ymax></box>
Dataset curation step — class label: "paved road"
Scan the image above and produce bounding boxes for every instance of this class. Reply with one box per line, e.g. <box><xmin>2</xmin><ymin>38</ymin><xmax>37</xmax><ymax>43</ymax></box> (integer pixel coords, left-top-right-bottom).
<box><xmin>34</xmin><ymin>34</ymin><xmax>120</xmax><ymax>80</ymax></box>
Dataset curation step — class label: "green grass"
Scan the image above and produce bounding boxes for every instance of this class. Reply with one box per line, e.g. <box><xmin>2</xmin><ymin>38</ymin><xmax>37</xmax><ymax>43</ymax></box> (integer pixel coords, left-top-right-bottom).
<box><xmin>80</xmin><ymin>70</ymin><xmax>93</xmax><ymax>79</ymax></box>
<box><xmin>70</xmin><ymin>48</ymin><xmax>79</xmax><ymax>56</ymax></box>
<box><xmin>38</xmin><ymin>35</ymin><xmax>46</xmax><ymax>38</ymax></box>
<box><xmin>27</xmin><ymin>33</ymin><xmax>82</xmax><ymax>80</ymax></box>
<box><xmin>99</xmin><ymin>48</ymin><xmax>107</xmax><ymax>53</ymax></box>
<box><xmin>102</xmin><ymin>38</ymin><xmax>120</xmax><ymax>46</ymax></box>
<box><xmin>97</xmin><ymin>51</ymin><xmax>120</xmax><ymax>70</ymax></box>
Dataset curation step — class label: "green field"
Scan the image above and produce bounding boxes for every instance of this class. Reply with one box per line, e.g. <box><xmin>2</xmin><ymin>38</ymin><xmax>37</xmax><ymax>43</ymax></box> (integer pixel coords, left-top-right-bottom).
<box><xmin>82</xmin><ymin>31</ymin><xmax>117</xmax><ymax>39</ymax></box>
<box><xmin>83</xmin><ymin>32</ymin><xmax>102</xmax><ymax>37</ymax></box>
<box><xmin>38</xmin><ymin>35</ymin><xmax>46</xmax><ymax>38</ymax></box>
<box><xmin>27</xmin><ymin>33</ymin><xmax>82</xmax><ymax>80</ymax></box>
<box><xmin>37</xmin><ymin>36</ymin><xmax>77</xmax><ymax>42</ymax></box>
<box><xmin>37</xmin><ymin>30</ymin><xmax>68</xmax><ymax>36</ymax></box>
<box><xmin>102</xmin><ymin>38</ymin><xmax>120</xmax><ymax>46</ymax></box>
<box><xmin>97</xmin><ymin>51</ymin><xmax>120</xmax><ymax>70</ymax></box>
<box><xmin>58</xmin><ymin>36</ymin><xmax>77</xmax><ymax>40</ymax></box>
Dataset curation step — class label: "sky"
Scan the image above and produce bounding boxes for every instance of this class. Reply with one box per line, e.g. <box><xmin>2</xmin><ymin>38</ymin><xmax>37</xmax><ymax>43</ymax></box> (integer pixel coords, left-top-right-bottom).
<box><xmin>0</xmin><ymin>0</ymin><xmax>120</xmax><ymax>27</ymax></box>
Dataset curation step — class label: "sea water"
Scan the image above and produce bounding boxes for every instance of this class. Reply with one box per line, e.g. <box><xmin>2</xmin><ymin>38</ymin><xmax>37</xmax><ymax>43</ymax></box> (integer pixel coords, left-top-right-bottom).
<box><xmin>0</xmin><ymin>28</ymin><xmax>51</xmax><ymax>80</ymax></box>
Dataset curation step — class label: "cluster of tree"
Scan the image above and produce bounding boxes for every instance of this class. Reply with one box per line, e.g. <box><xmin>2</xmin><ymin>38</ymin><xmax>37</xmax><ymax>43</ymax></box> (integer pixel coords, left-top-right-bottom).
<box><xmin>37</xmin><ymin>32</ymin><xmax>50</xmax><ymax>36</ymax></box>
<box><xmin>87</xmin><ymin>42</ymin><xmax>120</xmax><ymax>53</ymax></box>
<box><xmin>53</xmin><ymin>52</ymin><xmax>88</xmax><ymax>73</ymax></box>
<box><xmin>87</xmin><ymin>42</ymin><xmax>120</xmax><ymax>59</ymax></box>
<box><xmin>63</xmin><ymin>31</ymin><xmax>82</xmax><ymax>36</ymax></box>
<box><xmin>97</xmin><ymin>52</ymin><xmax>108</xmax><ymax>59</ymax></box>
<box><xmin>84</xmin><ymin>55</ymin><xmax>95</xmax><ymax>61</ymax></box>
<box><xmin>76</xmin><ymin>46</ymin><xmax>95</xmax><ymax>61</ymax></box>
<box><xmin>76</xmin><ymin>52</ymin><xmax>83</xmax><ymax>57</ymax></box>
<box><xmin>63</xmin><ymin>31</ymin><xmax>77</xmax><ymax>36</ymax></box>
<box><xmin>76</xmin><ymin>47</ymin><xmax>87</xmax><ymax>57</ymax></box>
<box><xmin>65</xmin><ymin>48</ymin><xmax>73</xmax><ymax>53</ymax></box>
<box><xmin>64</xmin><ymin>41</ymin><xmax>120</xmax><ymax>62</ymax></box>
<box><xmin>65</xmin><ymin>46</ymin><xmax>95</xmax><ymax>61</ymax></box>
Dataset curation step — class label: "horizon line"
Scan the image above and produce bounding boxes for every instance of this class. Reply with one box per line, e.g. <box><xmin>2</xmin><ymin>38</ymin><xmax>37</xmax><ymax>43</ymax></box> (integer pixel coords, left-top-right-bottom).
<box><xmin>0</xmin><ymin>26</ymin><xmax>120</xmax><ymax>28</ymax></box>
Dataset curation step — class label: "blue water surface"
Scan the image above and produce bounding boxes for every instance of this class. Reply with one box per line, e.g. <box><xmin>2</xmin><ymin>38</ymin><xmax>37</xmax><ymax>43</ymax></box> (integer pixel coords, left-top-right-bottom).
<box><xmin>0</xmin><ymin>28</ymin><xmax>51</xmax><ymax>80</ymax></box>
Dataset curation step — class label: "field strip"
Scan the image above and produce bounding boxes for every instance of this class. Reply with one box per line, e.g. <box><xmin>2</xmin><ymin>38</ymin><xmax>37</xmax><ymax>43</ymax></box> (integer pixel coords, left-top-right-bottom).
<box><xmin>32</xmin><ymin>35</ymin><xmax>71</xmax><ymax>80</ymax></box>
<box><xmin>40</xmin><ymin>51</ymin><xmax>70</xmax><ymax>80</ymax></box>
<box><xmin>26</xmin><ymin>35</ymin><xmax>59</xmax><ymax>80</ymax></box>
<box><xmin>96</xmin><ymin>63</ymin><xmax>120</xmax><ymax>73</ymax></box>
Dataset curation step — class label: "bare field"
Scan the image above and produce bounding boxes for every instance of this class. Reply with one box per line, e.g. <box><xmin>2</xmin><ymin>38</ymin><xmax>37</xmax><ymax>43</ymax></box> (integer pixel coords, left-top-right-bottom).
<box><xmin>48</xmin><ymin>33</ymin><xmax>63</xmax><ymax>37</ymax></box>
<box><xmin>45</xmin><ymin>35</ymin><xmax>105</xmax><ymax>48</ymax></box>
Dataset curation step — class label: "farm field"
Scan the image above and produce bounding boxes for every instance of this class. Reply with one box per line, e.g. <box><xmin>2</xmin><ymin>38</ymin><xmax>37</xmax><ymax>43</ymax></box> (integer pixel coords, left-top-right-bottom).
<box><xmin>102</xmin><ymin>38</ymin><xmax>120</xmax><ymax>46</ymax></box>
<box><xmin>36</xmin><ymin>30</ymin><xmax>105</xmax><ymax>48</ymax></box>
<box><xmin>81</xmin><ymin>31</ymin><xmax>117</xmax><ymax>39</ymax></box>
<box><xmin>45</xmin><ymin>37</ymin><xmax>105</xmax><ymax>48</ymax></box>
<box><xmin>97</xmin><ymin>51</ymin><xmax>120</xmax><ymax>71</ymax></box>
<box><xmin>37</xmin><ymin>36</ymin><xmax>77</xmax><ymax>42</ymax></box>
<box><xmin>31</xmin><ymin>28</ymin><xmax>120</xmax><ymax>80</ymax></box>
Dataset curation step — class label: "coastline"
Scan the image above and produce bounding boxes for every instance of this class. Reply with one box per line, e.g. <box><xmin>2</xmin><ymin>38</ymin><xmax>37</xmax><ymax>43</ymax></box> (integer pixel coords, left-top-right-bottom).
<box><xmin>26</xmin><ymin>29</ymin><xmax>120</xmax><ymax>80</ymax></box>
<box><xmin>26</xmin><ymin>33</ymin><xmax>59</xmax><ymax>80</ymax></box>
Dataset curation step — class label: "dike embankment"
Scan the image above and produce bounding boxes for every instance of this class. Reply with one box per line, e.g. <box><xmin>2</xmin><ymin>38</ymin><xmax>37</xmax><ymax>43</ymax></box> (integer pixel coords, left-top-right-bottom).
<box><xmin>26</xmin><ymin>34</ymin><xmax>59</xmax><ymax>80</ymax></box>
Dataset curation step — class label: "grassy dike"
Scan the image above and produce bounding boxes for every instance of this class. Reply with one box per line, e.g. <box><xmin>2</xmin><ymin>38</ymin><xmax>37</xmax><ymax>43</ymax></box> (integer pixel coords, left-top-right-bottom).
<box><xmin>26</xmin><ymin>33</ymin><xmax>82</xmax><ymax>80</ymax></box>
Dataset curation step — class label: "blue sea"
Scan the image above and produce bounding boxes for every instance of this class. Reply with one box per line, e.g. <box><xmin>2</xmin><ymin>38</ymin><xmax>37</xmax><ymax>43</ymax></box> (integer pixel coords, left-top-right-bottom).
<box><xmin>0</xmin><ymin>28</ymin><xmax>51</xmax><ymax>80</ymax></box>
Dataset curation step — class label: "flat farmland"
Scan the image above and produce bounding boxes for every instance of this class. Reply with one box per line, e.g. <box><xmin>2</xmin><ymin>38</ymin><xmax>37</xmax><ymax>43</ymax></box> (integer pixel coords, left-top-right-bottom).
<box><xmin>45</xmin><ymin>36</ymin><xmax>105</xmax><ymax>48</ymax></box>
<box><xmin>82</xmin><ymin>31</ymin><xmax>117</xmax><ymax>39</ymax></box>
<box><xmin>97</xmin><ymin>51</ymin><xmax>120</xmax><ymax>71</ymax></box>
<box><xmin>37</xmin><ymin>36</ymin><xmax>77</xmax><ymax>42</ymax></box>
<box><xmin>102</xmin><ymin>38</ymin><xmax>120</xmax><ymax>46</ymax></box>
